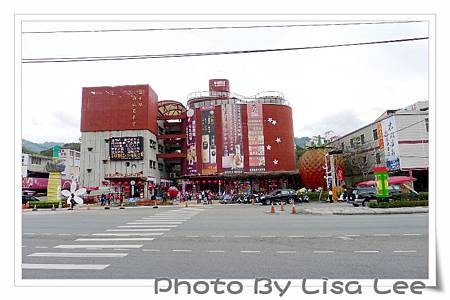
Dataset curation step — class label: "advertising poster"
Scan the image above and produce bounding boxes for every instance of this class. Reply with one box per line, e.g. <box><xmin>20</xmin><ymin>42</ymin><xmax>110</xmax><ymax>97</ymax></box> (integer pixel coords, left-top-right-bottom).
<box><xmin>221</xmin><ymin>104</ymin><xmax>244</xmax><ymax>174</ymax></box>
<box><xmin>376</xmin><ymin>122</ymin><xmax>384</xmax><ymax>149</ymax></box>
<box><xmin>247</xmin><ymin>103</ymin><xmax>266</xmax><ymax>172</ymax></box>
<box><xmin>201</xmin><ymin>107</ymin><xmax>217</xmax><ymax>175</ymax></box>
<box><xmin>380</xmin><ymin>116</ymin><xmax>401</xmax><ymax>171</ymax></box>
<box><xmin>109</xmin><ymin>136</ymin><xmax>144</xmax><ymax>160</ymax></box>
<box><xmin>186</xmin><ymin>109</ymin><xmax>197</xmax><ymax>174</ymax></box>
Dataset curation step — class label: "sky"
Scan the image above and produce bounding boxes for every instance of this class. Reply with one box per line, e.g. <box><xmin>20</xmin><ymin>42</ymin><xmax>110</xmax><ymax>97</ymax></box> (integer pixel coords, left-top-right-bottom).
<box><xmin>20</xmin><ymin>17</ymin><xmax>429</xmax><ymax>143</ymax></box>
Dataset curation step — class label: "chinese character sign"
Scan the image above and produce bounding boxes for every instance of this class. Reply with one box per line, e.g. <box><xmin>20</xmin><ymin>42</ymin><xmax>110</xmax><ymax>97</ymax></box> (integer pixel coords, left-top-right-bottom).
<box><xmin>109</xmin><ymin>137</ymin><xmax>144</xmax><ymax>160</ymax></box>
<box><xmin>380</xmin><ymin>116</ymin><xmax>400</xmax><ymax>170</ymax></box>
<box><xmin>186</xmin><ymin>109</ymin><xmax>197</xmax><ymax>174</ymax></box>
<box><xmin>247</xmin><ymin>103</ymin><xmax>266</xmax><ymax>172</ymax></box>
<box><xmin>200</xmin><ymin>107</ymin><xmax>217</xmax><ymax>175</ymax></box>
<box><xmin>221</xmin><ymin>104</ymin><xmax>244</xmax><ymax>174</ymax></box>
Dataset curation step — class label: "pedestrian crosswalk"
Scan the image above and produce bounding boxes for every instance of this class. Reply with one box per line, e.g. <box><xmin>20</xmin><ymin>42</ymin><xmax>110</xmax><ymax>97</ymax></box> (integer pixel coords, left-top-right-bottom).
<box><xmin>23</xmin><ymin>207</ymin><xmax>206</xmax><ymax>272</ymax></box>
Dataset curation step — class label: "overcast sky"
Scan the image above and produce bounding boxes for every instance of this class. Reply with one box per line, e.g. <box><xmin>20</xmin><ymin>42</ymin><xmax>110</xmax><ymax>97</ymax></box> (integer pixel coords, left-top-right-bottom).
<box><xmin>20</xmin><ymin>17</ymin><xmax>428</xmax><ymax>143</ymax></box>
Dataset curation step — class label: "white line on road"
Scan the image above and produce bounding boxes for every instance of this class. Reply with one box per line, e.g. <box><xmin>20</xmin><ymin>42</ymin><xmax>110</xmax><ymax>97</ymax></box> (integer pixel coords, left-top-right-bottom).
<box><xmin>28</xmin><ymin>252</ymin><xmax>128</xmax><ymax>258</ymax></box>
<box><xmin>354</xmin><ymin>250</ymin><xmax>380</xmax><ymax>253</ymax></box>
<box><xmin>117</xmin><ymin>225</ymin><xmax>177</xmax><ymax>228</ymax></box>
<box><xmin>313</xmin><ymin>251</ymin><xmax>335</xmax><ymax>254</ymax></box>
<box><xmin>234</xmin><ymin>235</ymin><xmax>250</xmax><ymax>238</ymax></box>
<box><xmin>240</xmin><ymin>250</ymin><xmax>260</xmax><ymax>253</ymax></box>
<box><xmin>337</xmin><ymin>236</ymin><xmax>354</xmax><ymax>241</ymax></box>
<box><xmin>185</xmin><ymin>235</ymin><xmax>199</xmax><ymax>238</ymax></box>
<box><xmin>57</xmin><ymin>233</ymin><xmax>71</xmax><ymax>236</ymax></box>
<box><xmin>276</xmin><ymin>251</ymin><xmax>297</xmax><ymax>254</ymax></box>
<box><xmin>141</xmin><ymin>218</ymin><xmax>189</xmax><ymax>221</ymax></box>
<box><xmin>92</xmin><ymin>233</ymin><xmax>163</xmax><ymax>236</ymax></box>
<box><xmin>288</xmin><ymin>235</ymin><xmax>305</xmax><ymax>238</ymax></box>
<box><xmin>23</xmin><ymin>233</ymin><xmax>36</xmax><ymax>235</ymax></box>
<box><xmin>126</xmin><ymin>222</ymin><xmax>182</xmax><ymax>225</ymax></box>
<box><xmin>344</xmin><ymin>234</ymin><xmax>360</xmax><ymax>237</ymax></box>
<box><xmin>76</xmin><ymin>238</ymin><xmax>155</xmax><ymax>241</ymax></box>
<box><xmin>55</xmin><ymin>244</ymin><xmax>143</xmax><ymax>249</ymax></box>
<box><xmin>211</xmin><ymin>235</ymin><xmax>224</xmax><ymax>238</ymax></box>
<box><xmin>142</xmin><ymin>249</ymin><xmax>160</xmax><ymax>252</ymax></box>
<box><xmin>106</xmin><ymin>229</ymin><xmax>171</xmax><ymax>232</ymax></box>
<box><xmin>393</xmin><ymin>250</ymin><xmax>417</xmax><ymax>253</ymax></box>
<box><xmin>22</xmin><ymin>263</ymin><xmax>110</xmax><ymax>270</ymax></box>
<box><xmin>403</xmin><ymin>233</ymin><xmax>422</xmax><ymax>236</ymax></box>
<box><xmin>318</xmin><ymin>235</ymin><xmax>332</xmax><ymax>238</ymax></box>
<box><xmin>261</xmin><ymin>236</ymin><xmax>276</xmax><ymax>238</ymax></box>
<box><xmin>207</xmin><ymin>250</ymin><xmax>225</xmax><ymax>253</ymax></box>
<box><xmin>374</xmin><ymin>234</ymin><xmax>391</xmax><ymax>237</ymax></box>
<box><xmin>172</xmin><ymin>249</ymin><xmax>192</xmax><ymax>252</ymax></box>
<box><xmin>34</xmin><ymin>246</ymin><xmax>48</xmax><ymax>249</ymax></box>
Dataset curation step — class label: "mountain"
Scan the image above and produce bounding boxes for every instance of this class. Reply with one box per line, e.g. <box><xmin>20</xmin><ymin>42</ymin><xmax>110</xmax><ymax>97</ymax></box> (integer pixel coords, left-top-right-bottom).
<box><xmin>294</xmin><ymin>137</ymin><xmax>311</xmax><ymax>148</ymax></box>
<box><xmin>22</xmin><ymin>139</ymin><xmax>65</xmax><ymax>153</ymax></box>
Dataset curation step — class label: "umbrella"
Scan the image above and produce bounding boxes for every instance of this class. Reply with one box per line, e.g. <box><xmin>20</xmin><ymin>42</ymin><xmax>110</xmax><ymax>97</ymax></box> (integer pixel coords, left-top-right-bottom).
<box><xmin>356</xmin><ymin>176</ymin><xmax>417</xmax><ymax>187</ymax></box>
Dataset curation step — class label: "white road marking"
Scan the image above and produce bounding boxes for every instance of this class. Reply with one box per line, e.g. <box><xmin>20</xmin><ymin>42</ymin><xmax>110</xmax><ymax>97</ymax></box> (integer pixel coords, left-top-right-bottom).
<box><xmin>234</xmin><ymin>235</ymin><xmax>250</xmax><ymax>238</ymax></box>
<box><xmin>261</xmin><ymin>236</ymin><xmax>276</xmax><ymax>238</ymax></box>
<box><xmin>141</xmin><ymin>218</ymin><xmax>189</xmax><ymax>221</ymax></box>
<box><xmin>374</xmin><ymin>234</ymin><xmax>391</xmax><ymax>237</ymax></box>
<box><xmin>211</xmin><ymin>235</ymin><xmax>224</xmax><ymax>238</ymax></box>
<box><xmin>207</xmin><ymin>250</ymin><xmax>225</xmax><ymax>253</ymax></box>
<box><xmin>288</xmin><ymin>235</ymin><xmax>305</xmax><ymax>238</ymax></box>
<box><xmin>127</xmin><ymin>222</ymin><xmax>182</xmax><ymax>225</ymax></box>
<box><xmin>76</xmin><ymin>238</ymin><xmax>155</xmax><ymax>241</ymax></box>
<box><xmin>106</xmin><ymin>229</ymin><xmax>170</xmax><ymax>232</ymax></box>
<box><xmin>276</xmin><ymin>251</ymin><xmax>296</xmax><ymax>254</ymax></box>
<box><xmin>142</xmin><ymin>249</ymin><xmax>160</xmax><ymax>252</ymax></box>
<box><xmin>35</xmin><ymin>246</ymin><xmax>48</xmax><ymax>249</ymax></box>
<box><xmin>393</xmin><ymin>250</ymin><xmax>417</xmax><ymax>253</ymax></box>
<box><xmin>185</xmin><ymin>235</ymin><xmax>199</xmax><ymax>238</ymax></box>
<box><xmin>28</xmin><ymin>252</ymin><xmax>128</xmax><ymax>258</ymax></box>
<box><xmin>318</xmin><ymin>235</ymin><xmax>332</xmax><ymax>238</ymax></box>
<box><xmin>240</xmin><ymin>250</ymin><xmax>260</xmax><ymax>253</ymax></box>
<box><xmin>313</xmin><ymin>251</ymin><xmax>335</xmax><ymax>254</ymax></box>
<box><xmin>92</xmin><ymin>233</ymin><xmax>163</xmax><ymax>236</ymax></box>
<box><xmin>23</xmin><ymin>233</ymin><xmax>36</xmax><ymax>235</ymax></box>
<box><xmin>344</xmin><ymin>234</ymin><xmax>360</xmax><ymax>237</ymax></box>
<box><xmin>117</xmin><ymin>225</ymin><xmax>177</xmax><ymax>228</ymax></box>
<box><xmin>55</xmin><ymin>244</ymin><xmax>143</xmax><ymax>249</ymax></box>
<box><xmin>337</xmin><ymin>236</ymin><xmax>354</xmax><ymax>241</ymax></box>
<box><xmin>22</xmin><ymin>263</ymin><xmax>110</xmax><ymax>270</ymax></box>
<box><xmin>113</xmin><ymin>249</ymin><xmax>129</xmax><ymax>251</ymax></box>
<box><xmin>403</xmin><ymin>233</ymin><xmax>422</xmax><ymax>236</ymax></box>
<box><xmin>172</xmin><ymin>249</ymin><xmax>192</xmax><ymax>252</ymax></box>
<box><xmin>57</xmin><ymin>233</ymin><xmax>71</xmax><ymax>236</ymax></box>
<box><xmin>354</xmin><ymin>250</ymin><xmax>380</xmax><ymax>253</ymax></box>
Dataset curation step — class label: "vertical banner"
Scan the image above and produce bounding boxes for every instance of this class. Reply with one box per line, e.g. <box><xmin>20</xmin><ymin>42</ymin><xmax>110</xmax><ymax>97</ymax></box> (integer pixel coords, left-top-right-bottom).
<box><xmin>376</xmin><ymin>122</ymin><xmax>384</xmax><ymax>149</ymax></box>
<box><xmin>380</xmin><ymin>116</ymin><xmax>401</xmax><ymax>171</ymax></box>
<box><xmin>247</xmin><ymin>103</ymin><xmax>266</xmax><ymax>172</ymax></box>
<box><xmin>201</xmin><ymin>106</ymin><xmax>217</xmax><ymax>175</ymax></box>
<box><xmin>186</xmin><ymin>109</ymin><xmax>197</xmax><ymax>174</ymax></box>
<box><xmin>221</xmin><ymin>104</ymin><xmax>244</xmax><ymax>174</ymax></box>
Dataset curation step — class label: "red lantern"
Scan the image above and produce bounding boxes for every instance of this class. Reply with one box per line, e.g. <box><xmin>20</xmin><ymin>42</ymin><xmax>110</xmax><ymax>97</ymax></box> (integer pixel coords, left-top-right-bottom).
<box><xmin>138</xmin><ymin>181</ymin><xmax>143</xmax><ymax>186</ymax></box>
<box><xmin>111</xmin><ymin>181</ymin><xmax>116</xmax><ymax>186</ymax></box>
<box><xmin>218</xmin><ymin>180</ymin><xmax>222</xmax><ymax>184</ymax></box>
<box><xmin>207</xmin><ymin>180</ymin><xmax>212</xmax><ymax>184</ymax></box>
<box><xmin>124</xmin><ymin>181</ymin><xmax>129</xmax><ymax>186</ymax></box>
<box><xmin>118</xmin><ymin>181</ymin><xmax>122</xmax><ymax>186</ymax></box>
<box><xmin>202</xmin><ymin>180</ymin><xmax>206</xmax><ymax>184</ymax></box>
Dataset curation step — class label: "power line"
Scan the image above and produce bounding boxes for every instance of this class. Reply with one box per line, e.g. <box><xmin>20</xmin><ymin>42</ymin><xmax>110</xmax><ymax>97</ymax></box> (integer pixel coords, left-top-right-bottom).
<box><xmin>22</xmin><ymin>20</ymin><xmax>425</xmax><ymax>34</ymax></box>
<box><xmin>22</xmin><ymin>36</ymin><xmax>428</xmax><ymax>64</ymax></box>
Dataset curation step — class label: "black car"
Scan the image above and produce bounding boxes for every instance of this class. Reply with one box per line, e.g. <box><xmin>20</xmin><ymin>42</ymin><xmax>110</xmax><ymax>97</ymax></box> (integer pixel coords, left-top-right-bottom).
<box><xmin>349</xmin><ymin>185</ymin><xmax>402</xmax><ymax>207</ymax></box>
<box><xmin>22</xmin><ymin>195</ymin><xmax>39</xmax><ymax>205</ymax></box>
<box><xmin>258</xmin><ymin>189</ymin><xmax>299</xmax><ymax>205</ymax></box>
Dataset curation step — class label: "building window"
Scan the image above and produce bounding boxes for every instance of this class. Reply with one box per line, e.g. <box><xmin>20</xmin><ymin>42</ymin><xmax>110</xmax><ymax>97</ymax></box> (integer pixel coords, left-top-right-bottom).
<box><xmin>425</xmin><ymin>118</ymin><xmax>429</xmax><ymax>132</ymax></box>
<box><xmin>87</xmin><ymin>147</ymin><xmax>93</xmax><ymax>151</ymax></box>
<box><xmin>350</xmin><ymin>139</ymin><xmax>354</xmax><ymax>148</ymax></box>
<box><xmin>360</xmin><ymin>134</ymin><xmax>365</xmax><ymax>145</ymax></box>
<box><xmin>376</xmin><ymin>152</ymin><xmax>381</xmax><ymax>164</ymax></box>
<box><xmin>87</xmin><ymin>168</ymin><xmax>92</xmax><ymax>173</ymax></box>
<box><xmin>341</xmin><ymin>143</ymin><xmax>344</xmax><ymax>151</ymax></box>
<box><xmin>373</xmin><ymin>129</ymin><xmax>378</xmax><ymax>141</ymax></box>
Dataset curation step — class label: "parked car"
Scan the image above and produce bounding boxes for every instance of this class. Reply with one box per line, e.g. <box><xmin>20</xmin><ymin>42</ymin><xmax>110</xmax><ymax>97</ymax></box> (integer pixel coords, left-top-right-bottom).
<box><xmin>349</xmin><ymin>185</ymin><xmax>402</xmax><ymax>207</ymax></box>
<box><xmin>22</xmin><ymin>195</ymin><xmax>40</xmax><ymax>205</ymax></box>
<box><xmin>258</xmin><ymin>189</ymin><xmax>299</xmax><ymax>205</ymax></box>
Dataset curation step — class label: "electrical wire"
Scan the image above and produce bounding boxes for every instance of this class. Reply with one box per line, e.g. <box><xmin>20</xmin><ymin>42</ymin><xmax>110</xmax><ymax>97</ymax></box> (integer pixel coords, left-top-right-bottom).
<box><xmin>22</xmin><ymin>36</ymin><xmax>428</xmax><ymax>64</ymax></box>
<box><xmin>22</xmin><ymin>20</ymin><xmax>425</xmax><ymax>34</ymax></box>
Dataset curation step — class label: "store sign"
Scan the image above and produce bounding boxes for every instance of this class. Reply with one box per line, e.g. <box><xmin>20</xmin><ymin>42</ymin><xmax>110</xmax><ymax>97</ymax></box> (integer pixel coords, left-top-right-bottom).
<box><xmin>380</xmin><ymin>117</ymin><xmax>400</xmax><ymax>171</ymax></box>
<box><xmin>109</xmin><ymin>136</ymin><xmax>144</xmax><ymax>160</ymax></box>
<box><xmin>221</xmin><ymin>104</ymin><xmax>244</xmax><ymax>174</ymax></box>
<box><xmin>247</xmin><ymin>103</ymin><xmax>265</xmax><ymax>172</ymax></box>
<box><xmin>186</xmin><ymin>109</ymin><xmax>198</xmax><ymax>174</ymax></box>
<box><xmin>201</xmin><ymin>107</ymin><xmax>217</xmax><ymax>175</ymax></box>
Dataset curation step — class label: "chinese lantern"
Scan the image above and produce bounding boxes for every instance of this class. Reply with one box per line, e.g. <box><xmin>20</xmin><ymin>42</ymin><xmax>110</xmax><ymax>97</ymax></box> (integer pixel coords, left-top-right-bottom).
<box><xmin>203</xmin><ymin>180</ymin><xmax>206</xmax><ymax>184</ymax></box>
<box><xmin>118</xmin><ymin>181</ymin><xmax>122</xmax><ymax>186</ymax></box>
<box><xmin>124</xmin><ymin>181</ymin><xmax>129</xmax><ymax>186</ymax></box>
<box><xmin>208</xmin><ymin>180</ymin><xmax>212</xmax><ymax>184</ymax></box>
<box><xmin>111</xmin><ymin>181</ymin><xmax>116</xmax><ymax>186</ymax></box>
<box><xmin>138</xmin><ymin>181</ymin><xmax>143</xmax><ymax>186</ymax></box>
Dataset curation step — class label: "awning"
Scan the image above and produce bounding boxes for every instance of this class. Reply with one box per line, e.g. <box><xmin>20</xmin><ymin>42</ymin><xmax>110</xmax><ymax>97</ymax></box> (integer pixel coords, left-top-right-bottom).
<box><xmin>356</xmin><ymin>176</ymin><xmax>417</xmax><ymax>187</ymax></box>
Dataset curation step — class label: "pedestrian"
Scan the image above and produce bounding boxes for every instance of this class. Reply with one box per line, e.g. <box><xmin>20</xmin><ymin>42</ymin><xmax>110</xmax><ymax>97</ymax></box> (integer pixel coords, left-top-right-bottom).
<box><xmin>100</xmin><ymin>193</ymin><xmax>106</xmax><ymax>206</ymax></box>
<box><xmin>328</xmin><ymin>190</ymin><xmax>333</xmax><ymax>203</ymax></box>
<box><xmin>342</xmin><ymin>189</ymin><xmax>348</xmax><ymax>202</ymax></box>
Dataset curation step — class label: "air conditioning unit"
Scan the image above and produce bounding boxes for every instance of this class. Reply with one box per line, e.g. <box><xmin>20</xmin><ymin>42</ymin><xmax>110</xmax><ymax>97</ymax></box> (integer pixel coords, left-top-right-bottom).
<box><xmin>169</xmin><ymin>173</ymin><xmax>176</xmax><ymax>178</ymax></box>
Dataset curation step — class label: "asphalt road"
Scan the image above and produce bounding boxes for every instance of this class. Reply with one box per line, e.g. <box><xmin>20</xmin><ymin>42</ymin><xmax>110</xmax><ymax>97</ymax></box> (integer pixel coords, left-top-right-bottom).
<box><xmin>21</xmin><ymin>204</ymin><xmax>429</xmax><ymax>279</ymax></box>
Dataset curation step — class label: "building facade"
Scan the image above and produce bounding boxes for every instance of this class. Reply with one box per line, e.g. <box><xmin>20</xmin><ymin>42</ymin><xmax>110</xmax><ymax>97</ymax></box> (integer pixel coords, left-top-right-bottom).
<box><xmin>79</xmin><ymin>79</ymin><xmax>298</xmax><ymax>197</ymax></box>
<box><xmin>330</xmin><ymin>101</ymin><xmax>429</xmax><ymax>191</ymax></box>
<box><xmin>58</xmin><ymin>148</ymin><xmax>81</xmax><ymax>180</ymax></box>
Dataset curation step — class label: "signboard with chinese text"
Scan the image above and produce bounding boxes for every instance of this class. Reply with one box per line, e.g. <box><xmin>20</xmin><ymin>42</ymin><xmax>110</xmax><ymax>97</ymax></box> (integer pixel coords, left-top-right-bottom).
<box><xmin>200</xmin><ymin>107</ymin><xmax>217</xmax><ymax>175</ymax></box>
<box><xmin>247</xmin><ymin>103</ymin><xmax>266</xmax><ymax>172</ymax></box>
<box><xmin>109</xmin><ymin>137</ymin><xmax>144</xmax><ymax>160</ymax></box>
<box><xmin>186</xmin><ymin>109</ymin><xmax>198</xmax><ymax>174</ymax></box>
<box><xmin>221</xmin><ymin>104</ymin><xmax>244</xmax><ymax>174</ymax></box>
<box><xmin>380</xmin><ymin>117</ymin><xmax>400</xmax><ymax>170</ymax></box>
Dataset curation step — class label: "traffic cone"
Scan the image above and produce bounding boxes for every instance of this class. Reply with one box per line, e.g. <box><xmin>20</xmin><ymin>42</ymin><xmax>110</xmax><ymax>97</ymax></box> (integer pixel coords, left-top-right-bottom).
<box><xmin>32</xmin><ymin>205</ymin><xmax>37</xmax><ymax>211</ymax></box>
<box><xmin>185</xmin><ymin>201</ymin><xmax>188</xmax><ymax>208</ymax></box>
<box><xmin>51</xmin><ymin>204</ymin><xmax>56</xmax><ymax>211</ymax></box>
<box><xmin>280</xmin><ymin>202</ymin><xmax>285</xmax><ymax>211</ymax></box>
<box><xmin>270</xmin><ymin>202</ymin><xmax>276</xmax><ymax>214</ymax></box>
<box><xmin>291</xmin><ymin>203</ymin><xmax>297</xmax><ymax>214</ymax></box>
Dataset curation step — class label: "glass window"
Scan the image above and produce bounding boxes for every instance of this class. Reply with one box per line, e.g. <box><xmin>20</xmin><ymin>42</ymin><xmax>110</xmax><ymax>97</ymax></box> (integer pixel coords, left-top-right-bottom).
<box><xmin>376</xmin><ymin>152</ymin><xmax>381</xmax><ymax>164</ymax></box>
<box><xmin>425</xmin><ymin>118</ymin><xmax>429</xmax><ymax>132</ymax></box>
<box><xmin>373</xmin><ymin>129</ymin><xmax>378</xmax><ymax>140</ymax></box>
<box><xmin>360</xmin><ymin>134</ymin><xmax>365</xmax><ymax>144</ymax></box>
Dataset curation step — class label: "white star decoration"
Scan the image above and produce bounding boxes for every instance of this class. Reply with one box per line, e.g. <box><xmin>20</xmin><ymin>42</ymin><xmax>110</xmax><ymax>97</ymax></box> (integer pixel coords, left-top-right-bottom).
<box><xmin>267</xmin><ymin>117</ymin><xmax>273</xmax><ymax>123</ymax></box>
<box><xmin>271</xmin><ymin>120</ymin><xmax>277</xmax><ymax>125</ymax></box>
<box><xmin>266</xmin><ymin>145</ymin><xmax>272</xmax><ymax>151</ymax></box>
<box><xmin>276</xmin><ymin>137</ymin><xmax>281</xmax><ymax>143</ymax></box>
<box><xmin>273</xmin><ymin>159</ymin><xmax>279</xmax><ymax>165</ymax></box>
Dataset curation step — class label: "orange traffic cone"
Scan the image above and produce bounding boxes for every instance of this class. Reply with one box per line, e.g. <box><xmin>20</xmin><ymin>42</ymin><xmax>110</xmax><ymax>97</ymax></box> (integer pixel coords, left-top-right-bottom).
<box><xmin>291</xmin><ymin>203</ymin><xmax>297</xmax><ymax>214</ymax></box>
<box><xmin>270</xmin><ymin>202</ymin><xmax>276</xmax><ymax>214</ymax></box>
<box><xmin>280</xmin><ymin>202</ymin><xmax>285</xmax><ymax>211</ymax></box>
<box><xmin>185</xmin><ymin>200</ymin><xmax>188</xmax><ymax>207</ymax></box>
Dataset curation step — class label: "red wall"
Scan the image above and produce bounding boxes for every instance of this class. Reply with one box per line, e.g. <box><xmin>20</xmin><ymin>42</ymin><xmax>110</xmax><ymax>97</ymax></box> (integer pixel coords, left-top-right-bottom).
<box><xmin>81</xmin><ymin>85</ymin><xmax>158</xmax><ymax>135</ymax></box>
<box><xmin>262</xmin><ymin>105</ymin><xmax>296</xmax><ymax>172</ymax></box>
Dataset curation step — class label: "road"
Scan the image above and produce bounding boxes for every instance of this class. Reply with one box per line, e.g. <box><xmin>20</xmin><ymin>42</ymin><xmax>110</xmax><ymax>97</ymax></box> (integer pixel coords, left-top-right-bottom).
<box><xmin>21</xmin><ymin>204</ymin><xmax>429</xmax><ymax>279</ymax></box>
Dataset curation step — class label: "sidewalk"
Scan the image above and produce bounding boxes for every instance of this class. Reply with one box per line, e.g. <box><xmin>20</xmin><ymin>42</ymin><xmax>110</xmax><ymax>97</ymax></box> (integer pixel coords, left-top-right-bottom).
<box><xmin>298</xmin><ymin>202</ymin><xmax>428</xmax><ymax>215</ymax></box>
